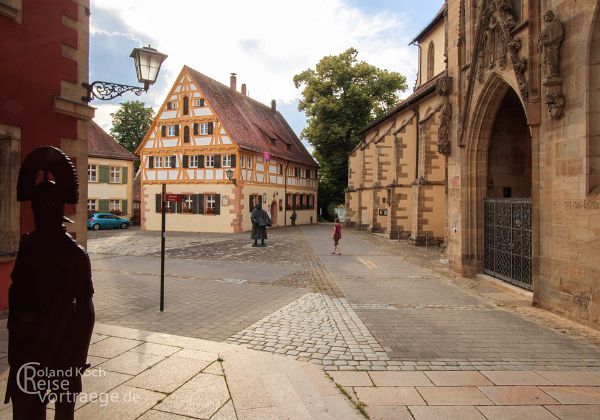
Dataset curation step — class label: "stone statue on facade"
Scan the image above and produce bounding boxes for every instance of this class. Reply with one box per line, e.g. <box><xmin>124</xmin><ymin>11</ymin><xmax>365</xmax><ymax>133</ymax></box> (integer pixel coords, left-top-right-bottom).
<box><xmin>538</xmin><ymin>10</ymin><xmax>565</xmax><ymax>118</ymax></box>
<box><xmin>6</xmin><ymin>146</ymin><xmax>95</xmax><ymax>420</ymax></box>
<box><xmin>538</xmin><ymin>10</ymin><xmax>564</xmax><ymax>79</ymax></box>
<box><xmin>251</xmin><ymin>202</ymin><xmax>271</xmax><ymax>247</ymax></box>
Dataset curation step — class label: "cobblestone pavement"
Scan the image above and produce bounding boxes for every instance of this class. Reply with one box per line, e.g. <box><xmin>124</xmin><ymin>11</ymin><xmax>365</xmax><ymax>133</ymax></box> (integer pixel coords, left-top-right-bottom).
<box><xmin>89</xmin><ymin>225</ymin><xmax>600</xmax><ymax>373</ymax></box>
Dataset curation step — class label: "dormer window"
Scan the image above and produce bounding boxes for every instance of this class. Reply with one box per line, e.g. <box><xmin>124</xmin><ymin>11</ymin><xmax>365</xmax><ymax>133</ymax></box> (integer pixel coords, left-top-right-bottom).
<box><xmin>427</xmin><ymin>42</ymin><xmax>435</xmax><ymax>80</ymax></box>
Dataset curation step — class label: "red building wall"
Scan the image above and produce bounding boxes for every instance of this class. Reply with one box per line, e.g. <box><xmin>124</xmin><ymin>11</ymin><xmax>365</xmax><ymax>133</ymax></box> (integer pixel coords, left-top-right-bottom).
<box><xmin>0</xmin><ymin>0</ymin><xmax>91</xmax><ymax>310</ymax></box>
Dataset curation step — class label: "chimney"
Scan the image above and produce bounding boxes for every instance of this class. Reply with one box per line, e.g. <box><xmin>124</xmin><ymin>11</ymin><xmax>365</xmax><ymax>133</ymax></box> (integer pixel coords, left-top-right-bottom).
<box><xmin>230</xmin><ymin>73</ymin><xmax>237</xmax><ymax>91</ymax></box>
<box><xmin>271</xmin><ymin>99</ymin><xmax>276</xmax><ymax>111</ymax></box>
<box><xmin>241</xmin><ymin>83</ymin><xmax>247</xmax><ymax>96</ymax></box>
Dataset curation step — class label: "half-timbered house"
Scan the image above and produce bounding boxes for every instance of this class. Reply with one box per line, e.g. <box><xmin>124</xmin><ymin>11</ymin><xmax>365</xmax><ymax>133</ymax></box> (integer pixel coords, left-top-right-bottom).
<box><xmin>136</xmin><ymin>66</ymin><xmax>318</xmax><ymax>233</ymax></box>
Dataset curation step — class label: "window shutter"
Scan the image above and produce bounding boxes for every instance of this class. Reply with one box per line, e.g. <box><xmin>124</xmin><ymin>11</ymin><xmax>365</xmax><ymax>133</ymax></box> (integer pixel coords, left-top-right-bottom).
<box><xmin>214</xmin><ymin>154</ymin><xmax>221</xmax><ymax>168</ymax></box>
<box><xmin>176</xmin><ymin>201</ymin><xmax>182</xmax><ymax>213</ymax></box>
<box><xmin>198</xmin><ymin>155</ymin><xmax>205</xmax><ymax>168</ymax></box>
<box><xmin>184</xmin><ymin>126</ymin><xmax>190</xmax><ymax>143</ymax></box>
<box><xmin>121</xmin><ymin>199</ymin><xmax>128</xmax><ymax>214</ymax></box>
<box><xmin>249</xmin><ymin>195</ymin><xmax>254</xmax><ymax>212</ymax></box>
<box><xmin>99</xmin><ymin>199</ymin><xmax>109</xmax><ymax>212</ymax></box>
<box><xmin>148</xmin><ymin>156</ymin><xmax>154</xmax><ymax>169</ymax></box>
<box><xmin>99</xmin><ymin>165</ymin><xmax>109</xmax><ymax>183</ymax></box>
<box><xmin>155</xmin><ymin>194</ymin><xmax>161</xmax><ymax>213</ymax></box>
<box><xmin>207</xmin><ymin>122</ymin><xmax>213</xmax><ymax>135</ymax></box>
<box><xmin>167</xmin><ymin>102</ymin><xmax>172</xmax><ymax>110</ymax></box>
<box><xmin>182</xmin><ymin>155</ymin><xmax>189</xmax><ymax>168</ymax></box>
<box><xmin>183</xmin><ymin>96</ymin><xmax>189</xmax><ymax>115</ymax></box>
<box><xmin>171</xmin><ymin>155</ymin><xmax>177</xmax><ymax>168</ymax></box>
<box><xmin>214</xmin><ymin>194</ymin><xmax>221</xmax><ymax>215</ymax></box>
<box><xmin>258</xmin><ymin>194</ymin><xmax>263</xmax><ymax>205</ymax></box>
<box><xmin>161</xmin><ymin>126</ymin><xmax>166</xmax><ymax>137</ymax></box>
<box><xmin>191</xmin><ymin>194</ymin><xmax>198</xmax><ymax>213</ymax></box>
<box><xmin>292</xmin><ymin>194</ymin><xmax>297</xmax><ymax>210</ymax></box>
<box><xmin>230</xmin><ymin>154</ymin><xmax>236</xmax><ymax>168</ymax></box>
<box><xmin>175</xmin><ymin>125</ymin><xmax>180</xmax><ymax>136</ymax></box>
<box><xmin>121</xmin><ymin>167</ymin><xmax>128</xmax><ymax>184</ymax></box>
<box><xmin>198</xmin><ymin>194</ymin><xmax>205</xmax><ymax>214</ymax></box>
<box><xmin>193</xmin><ymin>123</ymin><xmax>198</xmax><ymax>135</ymax></box>
<box><xmin>199</xmin><ymin>98</ymin><xmax>205</xmax><ymax>106</ymax></box>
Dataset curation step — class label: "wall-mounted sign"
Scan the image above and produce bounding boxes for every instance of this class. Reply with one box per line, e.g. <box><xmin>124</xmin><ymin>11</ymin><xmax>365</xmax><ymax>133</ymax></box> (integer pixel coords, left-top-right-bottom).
<box><xmin>378</xmin><ymin>208</ymin><xmax>388</xmax><ymax>216</ymax></box>
<box><xmin>165</xmin><ymin>193</ymin><xmax>182</xmax><ymax>202</ymax></box>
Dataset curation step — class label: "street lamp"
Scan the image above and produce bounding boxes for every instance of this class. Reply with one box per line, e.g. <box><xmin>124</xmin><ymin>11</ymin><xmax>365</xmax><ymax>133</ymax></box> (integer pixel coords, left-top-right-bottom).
<box><xmin>225</xmin><ymin>169</ymin><xmax>236</xmax><ymax>186</ymax></box>
<box><xmin>82</xmin><ymin>45</ymin><xmax>167</xmax><ymax>102</ymax></box>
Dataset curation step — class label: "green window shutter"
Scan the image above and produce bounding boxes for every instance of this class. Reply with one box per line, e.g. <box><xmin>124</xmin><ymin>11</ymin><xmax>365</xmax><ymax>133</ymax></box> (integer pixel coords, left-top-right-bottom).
<box><xmin>231</xmin><ymin>154</ymin><xmax>236</xmax><ymax>168</ymax></box>
<box><xmin>122</xmin><ymin>167</ymin><xmax>128</xmax><ymax>184</ymax></box>
<box><xmin>193</xmin><ymin>123</ymin><xmax>198</xmax><ymax>135</ymax></box>
<box><xmin>198</xmin><ymin>194</ymin><xmax>205</xmax><ymax>214</ymax></box>
<box><xmin>175</xmin><ymin>125</ymin><xmax>180</xmax><ymax>136</ymax></box>
<box><xmin>214</xmin><ymin>154</ymin><xmax>221</xmax><ymax>168</ymax></box>
<box><xmin>191</xmin><ymin>194</ymin><xmax>198</xmax><ymax>213</ymax></box>
<box><xmin>198</xmin><ymin>155</ymin><xmax>205</xmax><ymax>168</ymax></box>
<box><xmin>155</xmin><ymin>194</ymin><xmax>161</xmax><ymax>213</ymax></box>
<box><xmin>148</xmin><ymin>156</ymin><xmax>154</xmax><ymax>168</ymax></box>
<box><xmin>121</xmin><ymin>199</ymin><xmax>128</xmax><ymax>214</ymax></box>
<box><xmin>175</xmin><ymin>201</ymin><xmax>182</xmax><ymax>213</ymax></box>
<box><xmin>99</xmin><ymin>199</ymin><xmax>109</xmax><ymax>212</ymax></box>
<box><xmin>161</xmin><ymin>126</ymin><xmax>166</xmax><ymax>137</ymax></box>
<box><xmin>214</xmin><ymin>194</ymin><xmax>221</xmax><ymax>215</ymax></box>
<box><xmin>208</xmin><ymin>122</ymin><xmax>213</xmax><ymax>135</ymax></box>
<box><xmin>182</xmin><ymin>155</ymin><xmax>189</xmax><ymax>168</ymax></box>
<box><xmin>99</xmin><ymin>165</ymin><xmax>109</xmax><ymax>183</ymax></box>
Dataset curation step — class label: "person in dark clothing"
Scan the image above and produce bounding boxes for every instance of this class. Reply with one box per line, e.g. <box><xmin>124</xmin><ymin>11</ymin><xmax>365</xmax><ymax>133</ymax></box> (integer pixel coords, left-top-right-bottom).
<box><xmin>6</xmin><ymin>147</ymin><xmax>95</xmax><ymax>420</ymax></box>
<box><xmin>251</xmin><ymin>202</ymin><xmax>271</xmax><ymax>247</ymax></box>
<box><xmin>290</xmin><ymin>210</ymin><xmax>297</xmax><ymax>226</ymax></box>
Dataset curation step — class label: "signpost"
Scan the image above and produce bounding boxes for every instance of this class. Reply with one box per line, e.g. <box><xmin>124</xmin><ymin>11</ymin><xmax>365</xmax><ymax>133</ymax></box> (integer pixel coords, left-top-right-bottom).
<box><xmin>160</xmin><ymin>190</ymin><xmax>184</xmax><ymax>311</ymax></box>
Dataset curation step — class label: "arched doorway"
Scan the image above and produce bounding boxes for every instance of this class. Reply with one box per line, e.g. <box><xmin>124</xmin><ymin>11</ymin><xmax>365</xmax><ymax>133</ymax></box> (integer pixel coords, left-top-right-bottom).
<box><xmin>462</xmin><ymin>75</ymin><xmax>533</xmax><ymax>290</ymax></box>
<box><xmin>483</xmin><ymin>90</ymin><xmax>532</xmax><ymax>289</ymax></box>
<box><xmin>270</xmin><ymin>201</ymin><xmax>278</xmax><ymax>226</ymax></box>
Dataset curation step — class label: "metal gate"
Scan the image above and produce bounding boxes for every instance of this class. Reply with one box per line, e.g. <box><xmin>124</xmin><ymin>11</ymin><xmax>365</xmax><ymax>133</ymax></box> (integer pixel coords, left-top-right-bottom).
<box><xmin>484</xmin><ymin>198</ymin><xmax>532</xmax><ymax>290</ymax></box>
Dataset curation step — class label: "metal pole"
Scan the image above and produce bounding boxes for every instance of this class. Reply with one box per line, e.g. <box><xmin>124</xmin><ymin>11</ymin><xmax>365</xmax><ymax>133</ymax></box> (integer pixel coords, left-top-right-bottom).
<box><xmin>160</xmin><ymin>183</ymin><xmax>166</xmax><ymax>312</ymax></box>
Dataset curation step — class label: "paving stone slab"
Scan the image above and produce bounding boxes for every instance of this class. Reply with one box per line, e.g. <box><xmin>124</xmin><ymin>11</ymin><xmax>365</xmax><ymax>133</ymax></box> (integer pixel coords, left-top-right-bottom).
<box><xmin>75</xmin><ymin>385</ymin><xmax>165</xmax><ymax>420</ymax></box>
<box><xmin>99</xmin><ymin>351</ymin><xmax>164</xmax><ymax>375</ymax></box>
<box><xmin>127</xmin><ymin>356</ymin><xmax>211</xmax><ymax>393</ymax></box>
<box><xmin>539</xmin><ymin>386</ymin><xmax>600</xmax><ymax>404</ymax></box>
<box><xmin>354</xmin><ymin>386</ymin><xmax>426</xmax><ymax>406</ymax></box>
<box><xmin>545</xmin><ymin>404</ymin><xmax>600</xmax><ymax>419</ymax></box>
<box><xmin>409</xmin><ymin>406</ymin><xmax>486</xmax><ymax>420</ymax></box>
<box><xmin>417</xmin><ymin>386</ymin><xmax>492</xmax><ymax>406</ymax></box>
<box><xmin>481</xmin><ymin>371</ymin><xmax>554</xmax><ymax>386</ymax></box>
<box><xmin>478</xmin><ymin>386</ymin><xmax>559</xmax><ymax>405</ymax></box>
<box><xmin>424</xmin><ymin>371</ymin><xmax>493</xmax><ymax>387</ymax></box>
<box><xmin>477</xmin><ymin>405</ymin><xmax>559</xmax><ymax>420</ymax></box>
<box><xmin>369</xmin><ymin>371</ymin><xmax>434</xmax><ymax>387</ymax></box>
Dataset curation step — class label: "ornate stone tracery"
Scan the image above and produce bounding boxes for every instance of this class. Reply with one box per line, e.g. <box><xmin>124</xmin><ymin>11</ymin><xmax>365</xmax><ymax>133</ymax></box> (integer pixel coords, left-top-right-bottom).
<box><xmin>436</xmin><ymin>75</ymin><xmax>452</xmax><ymax>156</ymax></box>
<box><xmin>458</xmin><ymin>0</ymin><xmax>528</xmax><ymax>147</ymax></box>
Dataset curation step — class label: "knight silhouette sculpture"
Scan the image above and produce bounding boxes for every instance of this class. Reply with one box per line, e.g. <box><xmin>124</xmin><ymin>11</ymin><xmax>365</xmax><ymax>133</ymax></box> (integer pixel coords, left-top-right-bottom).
<box><xmin>5</xmin><ymin>146</ymin><xmax>95</xmax><ymax>420</ymax></box>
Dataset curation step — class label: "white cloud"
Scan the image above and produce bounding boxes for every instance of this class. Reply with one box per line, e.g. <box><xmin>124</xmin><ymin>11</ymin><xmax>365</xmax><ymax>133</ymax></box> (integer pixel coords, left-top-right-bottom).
<box><xmin>93</xmin><ymin>103</ymin><xmax>121</xmax><ymax>133</ymax></box>
<box><xmin>91</xmin><ymin>0</ymin><xmax>418</xmax><ymax>111</ymax></box>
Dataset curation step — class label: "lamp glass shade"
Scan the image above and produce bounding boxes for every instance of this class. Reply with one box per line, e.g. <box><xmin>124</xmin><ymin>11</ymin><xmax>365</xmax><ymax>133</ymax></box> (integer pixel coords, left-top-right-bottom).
<box><xmin>130</xmin><ymin>46</ymin><xmax>168</xmax><ymax>87</ymax></box>
<box><xmin>225</xmin><ymin>169</ymin><xmax>234</xmax><ymax>180</ymax></box>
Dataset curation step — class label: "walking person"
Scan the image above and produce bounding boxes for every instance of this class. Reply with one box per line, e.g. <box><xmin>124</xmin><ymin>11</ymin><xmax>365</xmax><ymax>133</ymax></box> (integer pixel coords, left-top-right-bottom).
<box><xmin>290</xmin><ymin>210</ymin><xmax>297</xmax><ymax>226</ymax></box>
<box><xmin>332</xmin><ymin>218</ymin><xmax>342</xmax><ymax>255</ymax></box>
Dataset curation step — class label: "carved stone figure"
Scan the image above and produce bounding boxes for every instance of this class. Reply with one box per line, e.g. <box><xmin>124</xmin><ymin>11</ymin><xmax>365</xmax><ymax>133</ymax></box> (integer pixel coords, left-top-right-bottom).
<box><xmin>436</xmin><ymin>76</ymin><xmax>452</xmax><ymax>156</ymax></box>
<box><xmin>538</xmin><ymin>10</ymin><xmax>564</xmax><ymax>79</ymax></box>
<box><xmin>6</xmin><ymin>146</ymin><xmax>95</xmax><ymax>420</ymax></box>
<box><xmin>251</xmin><ymin>202</ymin><xmax>271</xmax><ymax>247</ymax></box>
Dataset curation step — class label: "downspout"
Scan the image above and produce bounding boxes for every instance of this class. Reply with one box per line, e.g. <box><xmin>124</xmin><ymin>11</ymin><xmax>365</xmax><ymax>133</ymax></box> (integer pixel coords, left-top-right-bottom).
<box><xmin>409</xmin><ymin>40</ymin><xmax>423</xmax><ymax>89</ymax></box>
<box><xmin>284</xmin><ymin>160</ymin><xmax>288</xmax><ymax>226</ymax></box>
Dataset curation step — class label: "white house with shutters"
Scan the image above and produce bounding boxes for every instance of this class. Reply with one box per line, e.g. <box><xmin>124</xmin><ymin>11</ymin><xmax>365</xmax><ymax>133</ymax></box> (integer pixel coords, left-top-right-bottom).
<box><xmin>87</xmin><ymin>121</ymin><xmax>136</xmax><ymax>217</ymax></box>
<box><xmin>135</xmin><ymin>66</ymin><xmax>318</xmax><ymax>233</ymax></box>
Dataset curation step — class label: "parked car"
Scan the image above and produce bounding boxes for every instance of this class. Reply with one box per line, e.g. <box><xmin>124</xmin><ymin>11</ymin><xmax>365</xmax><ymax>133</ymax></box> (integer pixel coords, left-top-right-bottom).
<box><xmin>87</xmin><ymin>212</ymin><xmax>130</xmax><ymax>230</ymax></box>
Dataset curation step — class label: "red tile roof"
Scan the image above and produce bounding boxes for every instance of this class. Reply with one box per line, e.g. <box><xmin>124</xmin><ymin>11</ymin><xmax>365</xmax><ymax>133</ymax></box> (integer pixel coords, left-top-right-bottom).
<box><xmin>88</xmin><ymin>120</ymin><xmax>137</xmax><ymax>161</ymax></box>
<box><xmin>187</xmin><ymin>67</ymin><xmax>317</xmax><ymax>167</ymax></box>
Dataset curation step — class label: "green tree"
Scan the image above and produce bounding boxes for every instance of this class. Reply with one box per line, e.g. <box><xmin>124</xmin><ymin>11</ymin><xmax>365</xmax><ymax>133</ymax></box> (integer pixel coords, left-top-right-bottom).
<box><xmin>110</xmin><ymin>100</ymin><xmax>154</xmax><ymax>154</ymax></box>
<box><xmin>294</xmin><ymin>48</ymin><xmax>407</xmax><ymax>217</ymax></box>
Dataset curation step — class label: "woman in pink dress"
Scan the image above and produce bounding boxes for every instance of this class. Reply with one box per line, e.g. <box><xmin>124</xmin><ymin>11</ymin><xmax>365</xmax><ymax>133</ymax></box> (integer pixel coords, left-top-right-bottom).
<box><xmin>332</xmin><ymin>218</ymin><xmax>342</xmax><ymax>255</ymax></box>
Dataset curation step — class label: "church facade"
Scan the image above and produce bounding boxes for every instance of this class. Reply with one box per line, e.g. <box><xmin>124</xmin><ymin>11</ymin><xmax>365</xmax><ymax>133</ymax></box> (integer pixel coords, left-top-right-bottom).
<box><xmin>444</xmin><ymin>0</ymin><xmax>600</xmax><ymax>327</ymax></box>
<box><xmin>345</xmin><ymin>7</ymin><xmax>448</xmax><ymax>245</ymax></box>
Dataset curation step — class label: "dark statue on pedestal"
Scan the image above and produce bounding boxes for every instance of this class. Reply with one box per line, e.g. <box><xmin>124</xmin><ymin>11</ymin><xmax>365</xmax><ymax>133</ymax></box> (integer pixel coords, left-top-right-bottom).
<box><xmin>251</xmin><ymin>202</ymin><xmax>271</xmax><ymax>247</ymax></box>
<box><xmin>5</xmin><ymin>146</ymin><xmax>95</xmax><ymax>420</ymax></box>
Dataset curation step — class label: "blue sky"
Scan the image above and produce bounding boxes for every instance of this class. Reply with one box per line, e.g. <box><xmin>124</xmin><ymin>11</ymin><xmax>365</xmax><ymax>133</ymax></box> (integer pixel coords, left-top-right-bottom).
<box><xmin>90</xmin><ymin>0</ymin><xmax>444</xmax><ymax>142</ymax></box>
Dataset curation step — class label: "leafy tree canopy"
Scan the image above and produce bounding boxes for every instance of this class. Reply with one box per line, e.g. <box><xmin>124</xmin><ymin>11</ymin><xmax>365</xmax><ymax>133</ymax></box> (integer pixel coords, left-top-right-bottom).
<box><xmin>110</xmin><ymin>100</ymin><xmax>154</xmax><ymax>153</ymax></box>
<box><xmin>293</xmin><ymin>48</ymin><xmax>407</xmax><ymax>214</ymax></box>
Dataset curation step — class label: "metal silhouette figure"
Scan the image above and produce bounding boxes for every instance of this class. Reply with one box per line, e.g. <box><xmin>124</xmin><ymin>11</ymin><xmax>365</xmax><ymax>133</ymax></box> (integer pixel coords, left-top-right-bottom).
<box><xmin>251</xmin><ymin>202</ymin><xmax>271</xmax><ymax>247</ymax></box>
<box><xmin>5</xmin><ymin>146</ymin><xmax>95</xmax><ymax>420</ymax></box>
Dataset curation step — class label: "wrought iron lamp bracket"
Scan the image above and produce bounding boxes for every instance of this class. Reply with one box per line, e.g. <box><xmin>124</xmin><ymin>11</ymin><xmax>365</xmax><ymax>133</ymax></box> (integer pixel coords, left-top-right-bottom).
<box><xmin>82</xmin><ymin>81</ymin><xmax>148</xmax><ymax>102</ymax></box>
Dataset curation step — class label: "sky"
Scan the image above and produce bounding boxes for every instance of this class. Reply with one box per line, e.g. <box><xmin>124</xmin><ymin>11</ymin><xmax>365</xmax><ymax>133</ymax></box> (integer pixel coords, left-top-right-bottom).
<box><xmin>90</xmin><ymin>0</ymin><xmax>445</xmax><ymax>145</ymax></box>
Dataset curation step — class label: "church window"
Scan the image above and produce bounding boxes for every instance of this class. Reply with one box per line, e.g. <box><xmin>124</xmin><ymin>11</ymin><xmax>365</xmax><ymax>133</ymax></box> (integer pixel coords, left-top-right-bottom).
<box><xmin>427</xmin><ymin>42</ymin><xmax>435</xmax><ymax>80</ymax></box>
